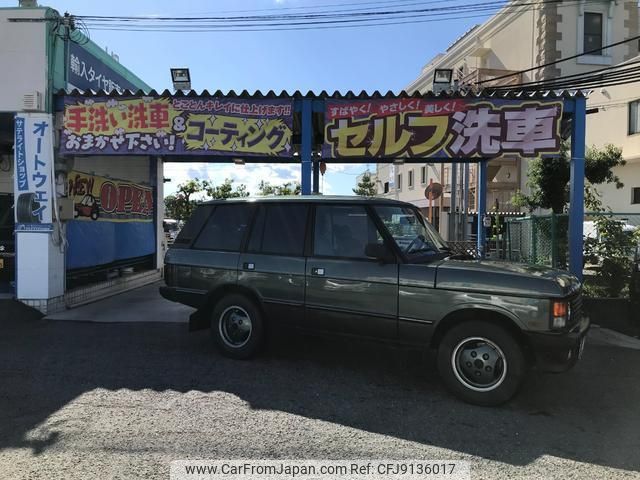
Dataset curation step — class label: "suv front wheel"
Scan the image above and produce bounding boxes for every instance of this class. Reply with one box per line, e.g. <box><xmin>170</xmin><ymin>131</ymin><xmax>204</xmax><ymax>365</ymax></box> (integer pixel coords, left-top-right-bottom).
<box><xmin>437</xmin><ymin>320</ymin><xmax>526</xmax><ymax>406</ymax></box>
<box><xmin>211</xmin><ymin>294</ymin><xmax>264</xmax><ymax>359</ymax></box>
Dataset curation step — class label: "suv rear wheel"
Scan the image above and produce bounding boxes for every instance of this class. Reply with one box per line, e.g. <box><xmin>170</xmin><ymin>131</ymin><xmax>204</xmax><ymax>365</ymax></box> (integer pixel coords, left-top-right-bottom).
<box><xmin>437</xmin><ymin>320</ymin><xmax>526</xmax><ymax>406</ymax></box>
<box><xmin>211</xmin><ymin>294</ymin><xmax>264</xmax><ymax>359</ymax></box>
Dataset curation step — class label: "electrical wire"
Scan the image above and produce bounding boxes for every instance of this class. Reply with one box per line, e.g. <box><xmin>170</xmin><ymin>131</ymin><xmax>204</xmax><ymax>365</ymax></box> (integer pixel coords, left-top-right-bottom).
<box><xmin>490</xmin><ymin>66</ymin><xmax>640</xmax><ymax>91</ymax></box>
<box><xmin>477</xmin><ymin>33</ymin><xmax>640</xmax><ymax>85</ymax></box>
<box><xmin>487</xmin><ymin>58</ymin><xmax>640</xmax><ymax>91</ymax></box>
<box><xmin>74</xmin><ymin>0</ymin><xmax>613</xmax><ymax>32</ymax></box>
<box><xmin>80</xmin><ymin>1</ymin><xmax>613</xmax><ymax>34</ymax></box>
<box><xmin>487</xmin><ymin>57</ymin><xmax>640</xmax><ymax>92</ymax></box>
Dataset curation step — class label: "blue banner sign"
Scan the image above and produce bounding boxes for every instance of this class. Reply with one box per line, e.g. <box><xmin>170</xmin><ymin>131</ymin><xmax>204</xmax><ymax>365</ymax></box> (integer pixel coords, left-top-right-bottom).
<box><xmin>68</xmin><ymin>43</ymin><xmax>141</xmax><ymax>94</ymax></box>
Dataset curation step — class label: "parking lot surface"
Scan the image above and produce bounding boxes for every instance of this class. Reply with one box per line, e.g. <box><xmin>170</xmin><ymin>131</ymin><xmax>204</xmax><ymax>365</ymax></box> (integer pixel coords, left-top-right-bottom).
<box><xmin>1</xmin><ymin>300</ymin><xmax>639</xmax><ymax>480</ymax></box>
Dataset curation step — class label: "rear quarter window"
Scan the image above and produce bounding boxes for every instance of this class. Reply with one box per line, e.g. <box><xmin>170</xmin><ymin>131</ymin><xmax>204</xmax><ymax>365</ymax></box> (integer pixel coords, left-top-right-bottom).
<box><xmin>193</xmin><ymin>204</ymin><xmax>253</xmax><ymax>251</ymax></box>
<box><xmin>171</xmin><ymin>205</ymin><xmax>212</xmax><ymax>248</ymax></box>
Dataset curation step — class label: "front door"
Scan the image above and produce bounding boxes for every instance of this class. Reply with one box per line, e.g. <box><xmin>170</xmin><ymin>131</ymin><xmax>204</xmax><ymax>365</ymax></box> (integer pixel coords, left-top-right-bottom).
<box><xmin>305</xmin><ymin>204</ymin><xmax>398</xmax><ymax>339</ymax></box>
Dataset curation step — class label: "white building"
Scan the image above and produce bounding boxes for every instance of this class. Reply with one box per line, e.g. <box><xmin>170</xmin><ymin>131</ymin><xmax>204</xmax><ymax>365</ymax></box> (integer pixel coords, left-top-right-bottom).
<box><xmin>0</xmin><ymin>2</ymin><xmax>163</xmax><ymax>313</ymax></box>
<box><xmin>377</xmin><ymin>0</ymin><xmax>640</xmax><ymax>234</ymax></box>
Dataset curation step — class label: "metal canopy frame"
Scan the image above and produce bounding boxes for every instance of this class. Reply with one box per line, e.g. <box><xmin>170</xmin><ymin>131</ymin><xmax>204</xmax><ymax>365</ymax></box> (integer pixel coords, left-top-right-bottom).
<box><xmin>55</xmin><ymin>90</ymin><xmax>587</xmax><ymax>279</ymax></box>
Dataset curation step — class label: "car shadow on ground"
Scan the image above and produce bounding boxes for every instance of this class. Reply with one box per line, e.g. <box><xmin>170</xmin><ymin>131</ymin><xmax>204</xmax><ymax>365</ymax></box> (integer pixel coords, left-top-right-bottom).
<box><xmin>1</xmin><ymin>302</ymin><xmax>639</xmax><ymax>473</ymax></box>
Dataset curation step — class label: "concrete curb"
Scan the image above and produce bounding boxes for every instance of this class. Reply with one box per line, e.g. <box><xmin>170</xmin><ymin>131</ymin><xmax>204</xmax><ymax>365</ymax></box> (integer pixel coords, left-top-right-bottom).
<box><xmin>588</xmin><ymin>325</ymin><xmax>640</xmax><ymax>350</ymax></box>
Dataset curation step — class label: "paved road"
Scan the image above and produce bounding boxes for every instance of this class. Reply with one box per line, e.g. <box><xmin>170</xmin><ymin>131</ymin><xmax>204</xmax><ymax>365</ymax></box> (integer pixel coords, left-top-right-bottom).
<box><xmin>1</xmin><ymin>301</ymin><xmax>639</xmax><ymax>480</ymax></box>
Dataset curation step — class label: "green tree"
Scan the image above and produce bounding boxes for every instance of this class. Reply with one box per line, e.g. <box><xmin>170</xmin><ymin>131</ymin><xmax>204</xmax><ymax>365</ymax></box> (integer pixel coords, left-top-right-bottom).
<box><xmin>583</xmin><ymin>187</ymin><xmax>640</xmax><ymax>297</ymax></box>
<box><xmin>164</xmin><ymin>178</ymin><xmax>207</xmax><ymax>221</ymax></box>
<box><xmin>512</xmin><ymin>142</ymin><xmax>626</xmax><ymax>213</ymax></box>
<box><xmin>353</xmin><ymin>172</ymin><xmax>377</xmax><ymax>196</ymax></box>
<box><xmin>164</xmin><ymin>178</ymin><xmax>249</xmax><ymax>221</ymax></box>
<box><xmin>204</xmin><ymin>178</ymin><xmax>250</xmax><ymax>199</ymax></box>
<box><xmin>257</xmin><ymin>180</ymin><xmax>301</xmax><ymax>196</ymax></box>
<box><xmin>163</xmin><ymin>194</ymin><xmax>179</xmax><ymax>220</ymax></box>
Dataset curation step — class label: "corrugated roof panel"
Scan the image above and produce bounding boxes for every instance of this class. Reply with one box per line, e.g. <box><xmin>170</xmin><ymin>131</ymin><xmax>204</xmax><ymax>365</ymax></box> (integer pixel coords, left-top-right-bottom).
<box><xmin>56</xmin><ymin>88</ymin><xmax>587</xmax><ymax>99</ymax></box>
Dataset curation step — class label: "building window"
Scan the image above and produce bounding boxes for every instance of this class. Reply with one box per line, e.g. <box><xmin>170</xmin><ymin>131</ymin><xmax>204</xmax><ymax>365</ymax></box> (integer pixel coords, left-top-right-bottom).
<box><xmin>384</xmin><ymin>182</ymin><xmax>389</xmax><ymax>193</ymax></box>
<box><xmin>632</xmin><ymin>187</ymin><xmax>640</xmax><ymax>204</ymax></box>
<box><xmin>421</xmin><ymin>166</ymin><xmax>426</xmax><ymax>184</ymax></box>
<box><xmin>408</xmin><ymin>170</ymin><xmax>414</xmax><ymax>188</ymax></box>
<box><xmin>584</xmin><ymin>12</ymin><xmax>603</xmax><ymax>54</ymax></box>
<box><xmin>630</xmin><ymin>101</ymin><xmax>640</xmax><ymax>135</ymax></box>
<box><xmin>397</xmin><ymin>174</ymin><xmax>402</xmax><ymax>191</ymax></box>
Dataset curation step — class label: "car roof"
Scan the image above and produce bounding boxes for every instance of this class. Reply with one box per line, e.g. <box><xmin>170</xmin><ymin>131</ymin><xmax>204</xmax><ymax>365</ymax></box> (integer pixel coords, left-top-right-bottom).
<box><xmin>200</xmin><ymin>195</ymin><xmax>413</xmax><ymax>207</ymax></box>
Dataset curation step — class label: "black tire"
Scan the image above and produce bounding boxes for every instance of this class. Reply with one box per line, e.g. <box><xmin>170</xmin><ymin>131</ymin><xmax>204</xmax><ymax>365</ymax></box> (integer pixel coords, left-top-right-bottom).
<box><xmin>16</xmin><ymin>193</ymin><xmax>40</xmax><ymax>224</ymax></box>
<box><xmin>90</xmin><ymin>210</ymin><xmax>99</xmax><ymax>220</ymax></box>
<box><xmin>437</xmin><ymin>320</ymin><xmax>526</xmax><ymax>406</ymax></box>
<box><xmin>210</xmin><ymin>294</ymin><xmax>264</xmax><ymax>359</ymax></box>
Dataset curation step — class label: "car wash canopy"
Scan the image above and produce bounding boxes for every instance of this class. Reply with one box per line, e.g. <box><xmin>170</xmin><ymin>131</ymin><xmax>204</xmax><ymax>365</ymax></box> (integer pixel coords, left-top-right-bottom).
<box><xmin>56</xmin><ymin>89</ymin><xmax>586</xmax><ymax>277</ymax></box>
<box><xmin>57</xmin><ymin>89</ymin><xmax>572</xmax><ymax>160</ymax></box>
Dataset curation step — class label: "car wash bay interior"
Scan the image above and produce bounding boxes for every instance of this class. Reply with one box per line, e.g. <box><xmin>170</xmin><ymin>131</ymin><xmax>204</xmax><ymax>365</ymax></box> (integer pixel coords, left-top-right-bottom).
<box><xmin>0</xmin><ymin>113</ymin><xmax>15</xmax><ymax>295</ymax></box>
<box><xmin>9</xmin><ymin>89</ymin><xmax>587</xmax><ymax>313</ymax></box>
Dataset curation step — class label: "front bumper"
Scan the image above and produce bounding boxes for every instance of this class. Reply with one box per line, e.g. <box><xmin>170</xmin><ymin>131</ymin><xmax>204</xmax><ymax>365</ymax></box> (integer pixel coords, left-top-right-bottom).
<box><xmin>525</xmin><ymin>316</ymin><xmax>590</xmax><ymax>373</ymax></box>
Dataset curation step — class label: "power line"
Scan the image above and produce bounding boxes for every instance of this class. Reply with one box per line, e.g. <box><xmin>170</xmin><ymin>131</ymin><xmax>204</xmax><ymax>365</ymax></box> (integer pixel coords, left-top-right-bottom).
<box><xmin>77</xmin><ymin>0</ymin><xmax>612</xmax><ymax>33</ymax></box>
<box><xmin>488</xmin><ymin>58</ymin><xmax>640</xmax><ymax>91</ymax></box>
<box><xmin>489</xmin><ymin>64</ymin><xmax>640</xmax><ymax>92</ymax></box>
<box><xmin>477</xmin><ymin>31</ymin><xmax>640</xmax><ymax>85</ymax></box>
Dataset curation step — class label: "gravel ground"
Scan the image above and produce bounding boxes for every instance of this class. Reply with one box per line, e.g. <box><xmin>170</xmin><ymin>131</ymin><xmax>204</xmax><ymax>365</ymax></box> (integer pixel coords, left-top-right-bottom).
<box><xmin>1</xmin><ymin>301</ymin><xmax>639</xmax><ymax>480</ymax></box>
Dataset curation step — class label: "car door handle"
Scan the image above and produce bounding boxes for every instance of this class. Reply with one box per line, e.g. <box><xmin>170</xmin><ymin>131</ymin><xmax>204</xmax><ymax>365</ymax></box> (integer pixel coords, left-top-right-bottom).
<box><xmin>311</xmin><ymin>267</ymin><xmax>325</xmax><ymax>276</ymax></box>
<box><xmin>243</xmin><ymin>262</ymin><xmax>255</xmax><ymax>271</ymax></box>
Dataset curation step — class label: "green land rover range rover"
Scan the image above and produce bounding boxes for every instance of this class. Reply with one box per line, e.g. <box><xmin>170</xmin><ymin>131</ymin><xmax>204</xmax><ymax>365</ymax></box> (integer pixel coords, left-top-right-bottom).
<box><xmin>160</xmin><ymin>196</ymin><xmax>589</xmax><ymax>406</ymax></box>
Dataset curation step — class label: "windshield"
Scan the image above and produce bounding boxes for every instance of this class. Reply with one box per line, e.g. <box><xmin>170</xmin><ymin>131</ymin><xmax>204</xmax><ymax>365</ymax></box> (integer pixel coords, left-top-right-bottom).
<box><xmin>374</xmin><ymin>205</ymin><xmax>448</xmax><ymax>257</ymax></box>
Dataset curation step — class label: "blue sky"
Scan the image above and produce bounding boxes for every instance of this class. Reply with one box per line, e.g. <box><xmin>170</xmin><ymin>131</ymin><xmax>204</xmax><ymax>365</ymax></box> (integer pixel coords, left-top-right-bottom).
<box><xmin>2</xmin><ymin>0</ymin><xmax>492</xmax><ymax>196</ymax></box>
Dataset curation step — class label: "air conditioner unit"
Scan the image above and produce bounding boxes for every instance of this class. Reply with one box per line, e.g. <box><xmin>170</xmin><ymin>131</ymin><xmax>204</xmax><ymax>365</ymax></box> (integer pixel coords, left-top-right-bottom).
<box><xmin>22</xmin><ymin>91</ymin><xmax>44</xmax><ymax>111</ymax></box>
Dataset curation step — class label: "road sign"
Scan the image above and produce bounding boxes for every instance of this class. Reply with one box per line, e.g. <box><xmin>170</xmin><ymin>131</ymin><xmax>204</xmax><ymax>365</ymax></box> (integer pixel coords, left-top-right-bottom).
<box><xmin>425</xmin><ymin>182</ymin><xmax>443</xmax><ymax>200</ymax></box>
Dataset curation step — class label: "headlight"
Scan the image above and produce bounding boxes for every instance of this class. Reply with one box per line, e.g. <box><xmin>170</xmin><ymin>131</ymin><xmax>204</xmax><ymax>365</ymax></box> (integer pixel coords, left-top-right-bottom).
<box><xmin>552</xmin><ymin>300</ymin><xmax>569</xmax><ymax>329</ymax></box>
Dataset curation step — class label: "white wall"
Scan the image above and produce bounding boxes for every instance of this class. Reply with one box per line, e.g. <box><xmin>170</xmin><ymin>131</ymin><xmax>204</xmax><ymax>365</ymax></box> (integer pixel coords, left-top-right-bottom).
<box><xmin>587</xmin><ymin>72</ymin><xmax>640</xmax><ymax>213</ymax></box>
<box><xmin>72</xmin><ymin>156</ymin><xmax>151</xmax><ymax>183</ymax></box>
<box><xmin>593</xmin><ymin>161</ymin><xmax>640</xmax><ymax>213</ymax></box>
<box><xmin>0</xmin><ymin>8</ymin><xmax>47</xmax><ymax>112</ymax></box>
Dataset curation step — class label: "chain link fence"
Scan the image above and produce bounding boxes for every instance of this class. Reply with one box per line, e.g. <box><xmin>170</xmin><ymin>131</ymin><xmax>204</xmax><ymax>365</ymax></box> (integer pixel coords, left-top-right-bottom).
<box><xmin>506</xmin><ymin>213</ymin><xmax>640</xmax><ymax>269</ymax></box>
<box><xmin>506</xmin><ymin>214</ymin><xmax>568</xmax><ymax>268</ymax></box>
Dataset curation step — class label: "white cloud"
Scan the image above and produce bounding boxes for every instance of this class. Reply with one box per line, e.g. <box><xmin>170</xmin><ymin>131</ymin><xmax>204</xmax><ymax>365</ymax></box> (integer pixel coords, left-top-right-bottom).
<box><xmin>162</xmin><ymin>162</ymin><xmax>301</xmax><ymax>198</ymax></box>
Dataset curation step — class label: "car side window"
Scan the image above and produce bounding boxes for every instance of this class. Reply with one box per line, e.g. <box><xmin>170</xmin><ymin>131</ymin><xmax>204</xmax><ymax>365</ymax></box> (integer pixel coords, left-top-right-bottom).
<box><xmin>172</xmin><ymin>205</ymin><xmax>212</xmax><ymax>248</ymax></box>
<box><xmin>313</xmin><ymin>205</ymin><xmax>381</xmax><ymax>259</ymax></box>
<box><xmin>193</xmin><ymin>204</ymin><xmax>252</xmax><ymax>251</ymax></box>
<box><xmin>247</xmin><ymin>204</ymin><xmax>308</xmax><ymax>256</ymax></box>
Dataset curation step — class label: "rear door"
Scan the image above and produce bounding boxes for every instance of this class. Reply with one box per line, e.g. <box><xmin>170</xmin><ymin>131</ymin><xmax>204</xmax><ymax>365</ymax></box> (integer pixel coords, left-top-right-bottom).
<box><xmin>238</xmin><ymin>203</ymin><xmax>308</xmax><ymax>323</ymax></box>
<box><xmin>170</xmin><ymin>203</ymin><xmax>253</xmax><ymax>293</ymax></box>
<box><xmin>305</xmin><ymin>204</ymin><xmax>398</xmax><ymax>339</ymax></box>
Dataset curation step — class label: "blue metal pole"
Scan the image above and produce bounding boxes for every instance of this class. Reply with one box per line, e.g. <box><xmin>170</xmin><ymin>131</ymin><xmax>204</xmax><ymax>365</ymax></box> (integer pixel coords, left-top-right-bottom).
<box><xmin>569</xmin><ymin>97</ymin><xmax>587</xmax><ymax>280</ymax></box>
<box><xmin>477</xmin><ymin>160</ymin><xmax>487</xmax><ymax>258</ymax></box>
<box><xmin>450</xmin><ymin>162</ymin><xmax>458</xmax><ymax>241</ymax></box>
<box><xmin>300</xmin><ymin>98</ymin><xmax>313</xmax><ymax>195</ymax></box>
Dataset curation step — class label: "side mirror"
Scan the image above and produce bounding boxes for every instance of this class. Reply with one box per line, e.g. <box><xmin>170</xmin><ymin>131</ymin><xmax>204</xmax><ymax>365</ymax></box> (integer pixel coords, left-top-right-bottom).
<box><xmin>365</xmin><ymin>243</ymin><xmax>395</xmax><ymax>263</ymax></box>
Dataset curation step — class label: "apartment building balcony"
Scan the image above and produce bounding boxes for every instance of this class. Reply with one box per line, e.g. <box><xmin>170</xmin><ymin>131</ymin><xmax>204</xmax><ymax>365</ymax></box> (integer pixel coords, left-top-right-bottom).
<box><xmin>459</xmin><ymin>68</ymin><xmax>523</xmax><ymax>89</ymax></box>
